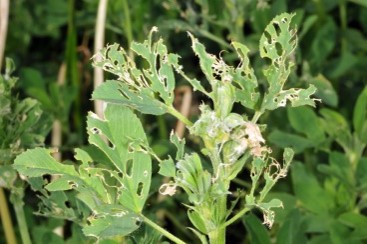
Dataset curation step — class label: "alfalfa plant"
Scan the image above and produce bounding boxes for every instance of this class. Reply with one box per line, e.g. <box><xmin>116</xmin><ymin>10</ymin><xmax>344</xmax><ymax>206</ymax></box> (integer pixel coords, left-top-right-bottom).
<box><xmin>14</xmin><ymin>13</ymin><xmax>318</xmax><ymax>243</ymax></box>
<box><xmin>0</xmin><ymin>58</ymin><xmax>51</xmax><ymax>244</ymax></box>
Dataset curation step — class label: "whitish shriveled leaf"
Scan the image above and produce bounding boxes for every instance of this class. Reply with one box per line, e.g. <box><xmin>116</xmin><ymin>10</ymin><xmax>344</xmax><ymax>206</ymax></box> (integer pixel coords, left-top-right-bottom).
<box><xmin>259</xmin><ymin>148</ymin><xmax>294</xmax><ymax>201</ymax></box>
<box><xmin>87</xmin><ymin>104</ymin><xmax>151</xmax><ymax>212</ymax></box>
<box><xmin>257</xmin><ymin>198</ymin><xmax>284</xmax><ymax>227</ymax></box>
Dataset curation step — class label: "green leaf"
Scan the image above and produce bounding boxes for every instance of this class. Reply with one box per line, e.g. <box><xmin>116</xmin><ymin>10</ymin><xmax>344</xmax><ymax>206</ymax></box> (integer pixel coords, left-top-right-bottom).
<box><xmin>176</xmin><ymin>153</ymin><xmax>212</xmax><ymax>204</ymax></box>
<box><xmin>353</xmin><ymin>86</ymin><xmax>367</xmax><ymax>138</ymax></box>
<box><xmin>257</xmin><ymin>199</ymin><xmax>284</xmax><ymax>227</ymax></box>
<box><xmin>83</xmin><ymin>213</ymin><xmax>141</xmax><ymax>239</ymax></box>
<box><xmin>320</xmin><ymin>108</ymin><xmax>349</xmax><ymax>134</ymax></box>
<box><xmin>268</xmin><ymin>130</ymin><xmax>314</xmax><ymax>153</ymax></box>
<box><xmin>291</xmin><ymin>162</ymin><xmax>334</xmax><ymax>214</ymax></box>
<box><xmin>329</xmin><ymin>220</ymin><xmax>361</xmax><ymax>244</ymax></box>
<box><xmin>14</xmin><ymin>103</ymin><xmax>152</xmax><ymax>238</ymax></box>
<box><xmin>299</xmin><ymin>15</ymin><xmax>318</xmax><ymax>39</ymax></box>
<box><xmin>317</xmin><ymin>152</ymin><xmax>354</xmax><ymax>189</ymax></box>
<box><xmin>14</xmin><ymin>148</ymin><xmax>78</xmax><ymax>177</ymax></box>
<box><xmin>170</xmin><ymin>132</ymin><xmax>185</xmax><ymax>160</ymax></box>
<box><xmin>45</xmin><ymin>176</ymin><xmax>74</xmax><ymax>191</ymax></box>
<box><xmin>309</xmin><ymin>17</ymin><xmax>337</xmax><ymax>69</ymax></box>
<box><xmin>349</xmin><ymin>0</ymin><xmax>367</xmax><ymax>7</ymax></box>
<box><xmin>188</xmin><ymin>32</ymin><xmax>217</xmax><ymax>84</ymax></box>
<box><xmin>328</xmin><ymin>51</ymin><xmax>358</xmax><ymax>79</ymax></box>
<box><xmin>259</xmin><ymin>13</ymin><xmax>318</xmax><ymax>111</ymax></box>
<box><xmin>287</xmin><ymin>106</ymin><xmax>325</xmax><ymax>144</ymax></box>
<box><xmin>158</xmin><ymin>157</ymin><xmax>176</xmax><ymax>177</ymax></box>
<box><xmin>242</xmin><ymin>213</ymin><xmax>271</xmax><ymax>244</ymax></box>
<box><xmin>87</xmin><ymin>104</ymin><xmax>151</xmax><ymax>212</ymax></box>
<box><xmin>338</xmin><ymin>212</ymin><xmax>367</xmax><ymax>239</ymax></box>
<box><xmin>14</xmin><ymin>148</ymin><xmax>108</xmax><ymax>211</ymax></box>
<box><xmin>187</xmin><ymin>227</ymin><xmax>208</xmax><ymax>244</ymax></box>
<box><xmin>309</xmin><ymin>74</ymin><xmax>338</xmax><ymax>107</ymax></box>
<box><xmin>187</xmin><ymin>210</ymin><xmax>208</xmax><ymax>234</ymax></box>
<box><xmin>92</xmin><ymin>80</ymin><xmax>167</xmax><ymax>115</ymax></box>
<box><xmin>276</xmin><ymin>209</ymin><xmax>307</xmax><ymax>244</ymax></box>
<box><xmin>260</xmin><ymin>13</ymin><xmax>297</xmax><ymax>63</ymax></box>
<box><xmin>231</xmin><ymin>42</ymin><xmax>260</xmax><ymax>109</ymax></box>
<box><xmin>92</xmin><ymin>28</ymin><xmax>184</xmax><ymax>115</ymax></box>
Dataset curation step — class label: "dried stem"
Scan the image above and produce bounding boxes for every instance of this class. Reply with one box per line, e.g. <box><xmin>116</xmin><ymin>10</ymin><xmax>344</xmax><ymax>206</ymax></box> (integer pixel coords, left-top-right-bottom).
<box><xmin>0</xmin><ymin>0</ymin><xmax>9</xmax><ymax>69</ymax></box>
<box><xmin>94</xmin><ymin>0</ymin><xmax>108</xmax><ymax>118</ymax></box>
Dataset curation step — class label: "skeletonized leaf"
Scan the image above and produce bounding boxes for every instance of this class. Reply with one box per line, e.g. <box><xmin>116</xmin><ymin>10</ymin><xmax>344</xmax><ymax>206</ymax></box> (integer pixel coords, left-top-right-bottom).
<box><xmin>92</xmin><ymin>28</ymin><xmax>182</xmax><ymax>115</ymax></box>
<box><xmin>188</xmin><ymin>32</ymin><xmax>217</xmax><ymax>84</ymax></box>
<box><xmin>259</xmin><ymin>13</ymin><xmax>318</xmax><ymax>111</ymax></box>
<box><xmin>232</xmin><ymin>42</ymin><xmax>260</xmax><ymax>109</ymax></box>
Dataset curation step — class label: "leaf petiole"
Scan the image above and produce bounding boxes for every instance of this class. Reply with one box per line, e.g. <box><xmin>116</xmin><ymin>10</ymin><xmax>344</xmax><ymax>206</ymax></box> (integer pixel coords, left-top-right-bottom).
<box><xmin>167</xmin><ymin>106</ymin><xmax>193</xmax><ymax>127</ymax></box>
<box><xmin>140</xmin><ymin>214</ymin><xmax>186</xmax><ymax>244</ymax></box>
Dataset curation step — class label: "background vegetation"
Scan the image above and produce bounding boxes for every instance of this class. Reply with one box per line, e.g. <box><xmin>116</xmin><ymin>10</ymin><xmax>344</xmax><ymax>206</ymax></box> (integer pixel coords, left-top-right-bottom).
<box><xmin>1</xmin><ymin>0</ymin><xmax>367</xmax><ymax>243</ymax></box>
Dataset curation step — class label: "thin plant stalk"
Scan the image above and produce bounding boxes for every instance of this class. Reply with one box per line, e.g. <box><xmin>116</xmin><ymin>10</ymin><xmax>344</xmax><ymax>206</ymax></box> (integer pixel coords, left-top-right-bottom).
<box><xmin>140</xmin><ymin>214</ymin><xmax>186</xmax><ymax>244</ymax></box>
<box><xmin>175</xmin><ymin>86</ymin><xmax>192</xmax><ymax>138</ymax></box>
<box><xmin>94</xmin><ymin>0</ymin><xmax>108</xmax><ymax>118</ymax></box>
<box><xmin>0</xmin><ymin>0</ymin><xmax>9</xmax><ymax>69</ymax></box>
<box><xmin>0</xmin><ymin>188</ymin><xmax>17</xmax><ymax>244</ymax></box>
<box><xmin>51</xmin><ymin>63</ymin><xmax>66</xmax><ymax>162</ymax></box>
<box><xmin>50</xmin><ymin>63</ymin><xmax>66</xmax><ymax>237</ymax></box>
<box><xmin>121</xmin><ymin>0</ymin><xmax>133</xmax><ymax>58</ymax></box>
<box><xmin>11</xmin><ymin>191</ymin><xmax>31</xmax><ymax>244</ymax></box>
<box><xmin>66</xmin><ymin>0</ymin><xmax>82</xmax><ymax>132</ymax></box>
<box><xmin>0</xmin><ymin>1</ymin><xmax>17</xmax><ymax>243</ymax></box>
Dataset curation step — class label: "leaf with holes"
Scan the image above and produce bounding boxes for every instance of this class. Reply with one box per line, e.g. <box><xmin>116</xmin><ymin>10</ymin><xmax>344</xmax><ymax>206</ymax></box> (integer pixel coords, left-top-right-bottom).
<box><xmin>231</xmin><ymin>42</ymin><xmax>260</xmax><ymax>109</ymax></box>
<box><xmin>92</xmin><ymin>27</ymin><xmax>180</xmax><ymax>115</ymax></box>
<box><xmin>14</xmin><ymin>103</ymin><xmax>152</xmax><ymax>238</ymax></box>
<box><xmin>87</xmin><ymin>104</ymin><xmax>151</xmax><ymax>212</ymax></box>
<box><xmin>259</xmin><ymin>13</ymin><xmax>318</xmax><ymax>111</ymax></box>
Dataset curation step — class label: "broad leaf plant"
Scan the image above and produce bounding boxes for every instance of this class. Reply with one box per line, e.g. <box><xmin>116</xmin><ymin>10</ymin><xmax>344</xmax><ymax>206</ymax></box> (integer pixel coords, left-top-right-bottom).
<box><xmin>14</xmin><ymin>13</ymin><xmax>318</xmax><ymax>243</ymax></box>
